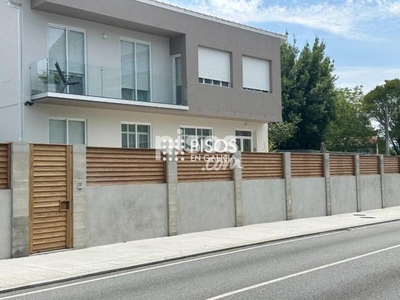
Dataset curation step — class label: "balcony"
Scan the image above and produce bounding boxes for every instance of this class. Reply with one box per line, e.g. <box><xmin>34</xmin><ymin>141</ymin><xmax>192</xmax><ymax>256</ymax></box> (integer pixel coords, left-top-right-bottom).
<box><xmin>30</xmin><ymin>59</ymin><xmax>188</xmax><ymax>111</ymax></box>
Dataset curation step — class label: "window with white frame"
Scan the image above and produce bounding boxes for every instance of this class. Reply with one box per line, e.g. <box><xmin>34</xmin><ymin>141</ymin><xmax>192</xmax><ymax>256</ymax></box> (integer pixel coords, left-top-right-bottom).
<box><xmin>198</xmin><ymin>47</ymin><xmax>231</xmax><ymax>88</ymax></box>
<box><xmin>49</xmin><ymin>119</ymin><xmax>86</xmax><ymax>145</ymax></box>
<box><xmin>121</xmin><ymin>123</ymin><xmax>151</xmax><ymax>149</ymax></box>
<box><xmin>180</xmin><ymin>127</ymin><xmax>213</xmax><ymax>150</ymax></box>
<box><xmin>242</xmin><ymin>56</ymin><xmax>270</xmax><ymax>93</ymax></box>
<box><xmin>235</xmin><ymin>130</ymin><xmax>253</xmax><ymax>152</ymax></box>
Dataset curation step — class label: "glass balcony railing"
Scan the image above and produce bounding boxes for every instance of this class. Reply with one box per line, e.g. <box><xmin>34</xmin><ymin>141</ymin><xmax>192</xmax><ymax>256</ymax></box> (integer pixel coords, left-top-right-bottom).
<box><xmin>30</xmin><ymin>59</ymin><xmax>187</xmax><ymax>106</ymax></box>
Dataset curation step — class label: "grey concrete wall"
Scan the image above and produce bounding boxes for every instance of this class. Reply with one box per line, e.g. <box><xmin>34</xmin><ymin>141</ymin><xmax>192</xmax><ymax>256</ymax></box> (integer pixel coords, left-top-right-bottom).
<box><xmin>292</xmin><ymin>178</ymin><xmax>326</xmax><ymax>219</ymax></box>
<box><xmin>86</xmin><ymin>184</ymin><xmax>168</xmax><ymax>247</ymax></box>
<box><xmin>178</xmin><ymin>181</ymin><xmax>235</xmax><ymax>234</ymax></box>
<box><xmin>360</xmin><ymin>175</ymin><xmax>382</xmax><ymax>211</ymax></box>
<box><xmin>331</xmin><ymin>176</ymin><xmax>357</xmax><ymax>215</ymax></box>
<box><xmin>384</xmin><ymin>174</ymin><xmax>400</xmax><ymax>208</ymax></box>
<box><xmin>242</xmin><ymin>179</ymin><xmax>286</xmax><ymax>225</ymax></box>
<box><xmin>0</xmin><ymin>190</ymin><xmax>12</xmax><ymax>260</ymax></box>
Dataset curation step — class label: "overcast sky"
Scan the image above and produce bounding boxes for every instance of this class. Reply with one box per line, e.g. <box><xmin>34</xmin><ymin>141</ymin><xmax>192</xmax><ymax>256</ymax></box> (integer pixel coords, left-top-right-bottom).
<box><xmin>163</xmin><ymin>0</ymin><xmax>400</xmax><ymax>93</ymax></box>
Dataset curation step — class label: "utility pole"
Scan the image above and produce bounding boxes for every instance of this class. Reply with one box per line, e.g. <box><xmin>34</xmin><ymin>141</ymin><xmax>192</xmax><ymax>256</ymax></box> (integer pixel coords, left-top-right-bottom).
<box><xmin>385</xmin><ymin>104</ymin><xmax>390</xmax><ymax>155</ymax></box>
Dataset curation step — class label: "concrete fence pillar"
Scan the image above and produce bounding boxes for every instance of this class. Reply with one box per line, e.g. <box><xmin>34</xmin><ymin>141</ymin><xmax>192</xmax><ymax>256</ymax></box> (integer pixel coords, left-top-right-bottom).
<box><xmin>380</xmin><ymin>155</ymin><xmax>386</xmax><ymax>209</ymax></box>
<box><xmin>11</xmin><ymin>142</ymin><xmax>30</xmax><ymax>258</ymax></box>
<box><xmin>283</xmin><ymin>152</ymin><xmax>293</xmax><ymax>220</ymax></box>
<box><xmin>72</xmin><ymin>145</ymin><xmax>87</xmax><ymax>249</ymax></box>
<box><xmin>355</xmin><ymin>155</ymin><xmax>361</xmax><ymax>212</ymax></box>
<box><xmin>324</xmin><ymin>154</ymin><xmax>332</xmax><ymax>216</ymax></box>
<box><xmin>166</xmin><ymin>153</ymin><xmax>178</xmax><ymax>236</ymax></box>
<box><xmin>233</xmin><ymin>152</ymin><xmax>243</xmax><ymax>227</ymax></box>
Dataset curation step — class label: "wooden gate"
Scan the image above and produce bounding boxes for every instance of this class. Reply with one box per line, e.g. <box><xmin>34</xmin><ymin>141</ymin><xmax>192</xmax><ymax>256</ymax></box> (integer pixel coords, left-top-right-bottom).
<box><xmin>29</xmin><ymin>144</ymin><xmax>73</xmax><ymax>254</ymax></box>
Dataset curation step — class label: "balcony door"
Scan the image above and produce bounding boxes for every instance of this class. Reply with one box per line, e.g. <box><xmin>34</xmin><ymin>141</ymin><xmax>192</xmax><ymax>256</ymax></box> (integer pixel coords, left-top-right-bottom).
<box><xmin>121</xmin><ymin>39</ymin><xmax>151</xmax><ymax>102</ymax></box>
<box><xmin>48</xmin><ymin>25</ymin><xmax>85</xmax><ymax>95</ymax></box>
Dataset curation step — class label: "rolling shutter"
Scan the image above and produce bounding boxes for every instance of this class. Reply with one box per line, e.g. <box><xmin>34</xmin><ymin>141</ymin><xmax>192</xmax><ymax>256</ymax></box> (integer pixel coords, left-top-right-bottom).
<box><xmin>198</xmin><ymin>47</ymin><xmax>231</xmax><ymax>83</ymax></box>
<box><xmin>242</xmin><ymin>56</ymin><xmax>270</xmax><ymax>92</ymax></box>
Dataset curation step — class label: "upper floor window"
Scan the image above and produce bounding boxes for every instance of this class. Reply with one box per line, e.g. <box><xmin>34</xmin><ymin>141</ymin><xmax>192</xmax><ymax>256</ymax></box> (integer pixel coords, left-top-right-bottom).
<box><xmin>198</xmin><ymin>47</ymin><xmax>231</xmax><ymax>88</ymax></box>
<box><xmin>49</xmin><ymin>119</ymin><xmax>86</xmax><ymax>145</ymax></box>
<box><xmin>121</xmin><ymin>123</ymin><xmax>151</xmax><ymax>149</ymax></box>
<box><xmin>242</xmin><ymin>56</ymin><xmax>270</xmax><ymax>93</ymax></box>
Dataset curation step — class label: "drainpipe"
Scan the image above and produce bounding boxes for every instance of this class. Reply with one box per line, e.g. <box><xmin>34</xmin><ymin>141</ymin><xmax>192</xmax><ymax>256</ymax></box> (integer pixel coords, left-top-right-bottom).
<box><xmin>6</xmin><ymin>0</ymin><xmax>23</xmax><ymax>142</ymax></box>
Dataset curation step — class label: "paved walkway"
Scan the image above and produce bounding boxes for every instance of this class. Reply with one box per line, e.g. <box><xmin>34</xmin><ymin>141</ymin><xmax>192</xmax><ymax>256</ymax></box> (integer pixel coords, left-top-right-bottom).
<box><xmin>1</xmin><ymin>207</ymin><xmax>400</xmax><ymax>293</ymax></box>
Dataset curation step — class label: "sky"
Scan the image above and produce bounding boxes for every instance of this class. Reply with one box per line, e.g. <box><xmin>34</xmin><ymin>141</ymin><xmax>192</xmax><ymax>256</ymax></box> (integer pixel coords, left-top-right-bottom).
<box><xmin>162</xmin><ymin>0</ymin><xmax>400</xmax><ymax>93</ymax></box>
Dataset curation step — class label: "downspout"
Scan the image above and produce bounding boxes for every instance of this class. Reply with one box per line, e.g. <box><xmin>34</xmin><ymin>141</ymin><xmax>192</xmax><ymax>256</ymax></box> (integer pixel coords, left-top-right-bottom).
<box><xmin>6</xmin><ymin>0</ymin><xmax>23</xmax><ymax>142</ymax></box>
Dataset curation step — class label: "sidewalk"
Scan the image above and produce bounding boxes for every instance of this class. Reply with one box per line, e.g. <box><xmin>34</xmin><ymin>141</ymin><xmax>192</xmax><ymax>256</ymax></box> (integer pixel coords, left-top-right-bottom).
<box><xmin>1</xmin><ymin>207</ymin><xmax>400</xmax><ymax>293</ymax></box>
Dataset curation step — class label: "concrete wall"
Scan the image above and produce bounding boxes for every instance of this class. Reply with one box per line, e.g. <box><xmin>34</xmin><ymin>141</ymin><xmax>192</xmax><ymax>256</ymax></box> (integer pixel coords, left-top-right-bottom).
<box><xmin>242</xmin><ymin>179</ymin><xmax>286</xmax><ymax>225</ymax></box>
<box><xmin>360</xmin><ymin>175</ymin><xmax>382</xmax><ymax>211</ymax></box>
<box><xmin>384</xmin><ymin>174</ymin><xmax>400</xmax><ymax>208</ymax></box>
<box><xmin>331</xmin><ymin>176</ymin><xmax>357</xmax><ymax>215</ymax></box>
<box><xmin>0</xmin><ymin>190</ymin><xmax>12</xmax><ymax>259</ymax></box>
<box><xmin>177</xmin><ymin>181</ymin><xmax>235</xmax><ymax>234</ymax></box>
<box><xmin>86</xmin><ymin>184</ymin><xmax>168</xmax><ymax>247</ymax></box>
<box><xmin>292</xmin><ymin>178</ymin><xmax>326</xmax><ymax>219</ymax></box>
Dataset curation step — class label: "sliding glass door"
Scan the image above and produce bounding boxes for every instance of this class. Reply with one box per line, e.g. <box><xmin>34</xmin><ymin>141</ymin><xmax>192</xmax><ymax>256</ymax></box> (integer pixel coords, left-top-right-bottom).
<box><xmin>48</xmin><ymin>26</ymin><xmax>85</xmax><ymax>95</ymax></box>
<box><xmin>121</xmin><ymin>40</ymin><xmax>151</xmax><ymax>102</ymax></box>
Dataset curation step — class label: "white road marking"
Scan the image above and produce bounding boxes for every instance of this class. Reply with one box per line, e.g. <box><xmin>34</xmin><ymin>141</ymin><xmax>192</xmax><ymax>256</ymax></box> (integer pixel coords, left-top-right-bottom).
<box><xmin>206</xmin><ymin>244</ymin><xmax>400</xmax><ymax>300</ymax></box>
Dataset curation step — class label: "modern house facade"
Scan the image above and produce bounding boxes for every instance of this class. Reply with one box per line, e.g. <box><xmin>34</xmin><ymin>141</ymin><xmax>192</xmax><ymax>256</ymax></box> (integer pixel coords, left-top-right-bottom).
<box><xmin>0</xmin><ymin>0</ymin><xmax>286</xmax><ymax>152</ymax></box>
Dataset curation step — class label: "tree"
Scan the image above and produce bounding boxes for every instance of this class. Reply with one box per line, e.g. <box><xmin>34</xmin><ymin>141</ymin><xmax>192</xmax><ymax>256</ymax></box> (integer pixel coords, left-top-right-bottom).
<box><xmin>363</xmin><ymin>79</ymin><xmax>400</xmax><ymax>154</ymax></box>
<box><xmin>273</xmin><ymin>36</ymin><xmax>337</xmax><ymax>150</ymax></box>
<box><xmin>325</xmin><ymin>87</ymin><xmax>376</xmax><ymax>152</ymax></box>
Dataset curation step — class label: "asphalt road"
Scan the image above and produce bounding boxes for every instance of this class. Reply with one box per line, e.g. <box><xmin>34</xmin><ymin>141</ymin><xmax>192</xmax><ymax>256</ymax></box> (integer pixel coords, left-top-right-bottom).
<box><xmin>2</xmin><ymin>221</ymin><xmax>400</xmax><ymax>300</ymax></box>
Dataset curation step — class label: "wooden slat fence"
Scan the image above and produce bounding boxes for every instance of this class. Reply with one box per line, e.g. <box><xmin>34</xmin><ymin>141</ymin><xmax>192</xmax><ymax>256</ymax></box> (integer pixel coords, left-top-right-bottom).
<box><xmin>177</xmin><ymin>152</ymin><xmax>233</xmax><ymax>182</ymax></box>
<box><xmin>0</xmin><ymin>143</ymin><xmax>11</xmax><ymax>189</ymax></box>
<box><xmin>241</xmin><ymin>153</ymin><xmax>283</xmax><ymax>180</ymax></box>
<box><xmin>291</xmin><ymin>154</ymin><xmax>324</xmax><ymax>178</ymax></box>
<box><xmin>86</xmin><ymin>147</ymin><xmax>166</xmax><ymax>186</ymax></box>
<box><xmin>384</xmin><ymin>156</ymin><xmax>399</xmax><ymax>174</ymax></box>
<box><xmin>359</xmin><ymin>155</ymin><xmax>380</xmax><ymax>175</ymax></box>
<box><xmin>330</xmin><ymin>155</ymin><xmax>355</xmax><ymax>176</ymax></box>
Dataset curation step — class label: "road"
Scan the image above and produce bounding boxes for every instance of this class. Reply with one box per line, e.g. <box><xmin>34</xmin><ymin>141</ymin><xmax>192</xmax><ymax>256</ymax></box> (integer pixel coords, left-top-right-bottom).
<box><xmin>2</xmin><ymin>221</ymin><xmax>400</xmax><ymax>300</ymax></box>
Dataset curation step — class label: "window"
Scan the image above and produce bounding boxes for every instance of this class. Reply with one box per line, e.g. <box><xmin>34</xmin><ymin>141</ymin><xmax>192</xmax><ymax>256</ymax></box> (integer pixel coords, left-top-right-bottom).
<box><xmin>235</xmin><ymin>130</ymin><xmax>253</xmax><ymax>152</ymax></box>
<box><xmin>172</xmin><ymin>54</ymin><xmax>183</xmax><ymax>104</ymax></box>
<box><xmin>198</xmin><ymin>47</ymin><xmax>231</xmax><ymax>88</ymax></box>
<box><xmin>181</xmin><ymin>127</ymin><xmax>213</xmax><ymax>150</ymax></box>
<box><xmin>121</xmin><ymin>123</ymin><xmax>151</xmax><ymax>149</ymax></box>
<box><xmin>242</xmin><ymin>56</ymin><xmax>270</xmax><ymax>93</ymax></box>
<box><xmin>47</xmin><ymin>26</ymin><xmax>85</xmax><ymax>95</ymax></box>
<box><xmin>49</xmin><ymin>119</ymin><xmax>86</xmax><ymax>144</ymax></box>
<box><xmin>121</xmin><ymin>40</ymin><xmax>151</xmax><ymax>102</ymax></box>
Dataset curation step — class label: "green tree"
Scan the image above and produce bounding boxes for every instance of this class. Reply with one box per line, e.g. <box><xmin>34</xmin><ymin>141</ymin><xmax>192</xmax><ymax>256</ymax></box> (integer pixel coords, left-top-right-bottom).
<box><xmin>272</xmin><ymin>36</ymin><xmax>337</xmax><ymax>150</ymax></box>
<box><xmin>325</xmin><ymin>87</ymin><xmax>376</xmax><ymax>152</ymax></box>
<box><xmin>363</xmin><ymin>79</ymin><xmax>400</xmax><ymax>154</ymax></box>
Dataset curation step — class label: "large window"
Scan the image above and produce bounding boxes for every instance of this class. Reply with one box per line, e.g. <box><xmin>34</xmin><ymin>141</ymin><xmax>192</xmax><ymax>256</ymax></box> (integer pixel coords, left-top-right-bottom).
<box><xmin>198</xmin><ymin>47</ymin><xmax>231</xmax><ymax>87</ymax></box>
<box><xmin>47</xmin><ymin>25</ymin><xmax>85</xmax><ymax>95</ymax></box>
<box><xmin>242</xmin><ymin>56</ymin><xmax>270</xmax><ymax>93</ymax></box>
<box><xmin>121</xmin><ymin>123</ymin><xmax>151</xmax><ymax>149</ymax></box>
<box><xmin>49</xmin><ymin>119</ymin><xmax>86</xmax><ymax>144</ymax></box>
<box><xmin>181</xmin><ymin>127</ymin><xmax>213</xmax><ymax>150</ymax></box>
<box><xmin>121</xmin><ymin>40</ymin><xmax>151</xmax><ymax>102</ymax></box>
<box><xmin>235</xmin><ymin>130</ymin><xmax>253</xmax><ymax>152</ymax></box>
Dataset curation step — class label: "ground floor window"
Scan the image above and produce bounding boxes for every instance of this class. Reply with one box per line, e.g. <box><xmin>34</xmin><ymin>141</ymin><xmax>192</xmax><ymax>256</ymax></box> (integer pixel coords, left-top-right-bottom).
<box><xmin>49</xmin><ymin>119</ymin><xmax>86</xmax><ymax>144</ymax></box>
<box><xmin>121</xmin><ymin>123</ymin><xmax>151</xmax><ymax>149</ymax></box>
<box><xmin>180</xmin><ymin>127</ymin><xmax>213</xmax><ymax>150</ymax></box>
<box><xmin>235</xmin><ymin>130</ymin><xmax>253</xmax><ymax>152</ymax></box>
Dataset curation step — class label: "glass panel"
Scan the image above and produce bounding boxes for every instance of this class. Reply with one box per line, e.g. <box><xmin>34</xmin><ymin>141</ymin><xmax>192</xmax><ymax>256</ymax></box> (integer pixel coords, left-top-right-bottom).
<box><xmin>174</xmin><ymin>56</ymin><xmax>182</xmax><ymax>104</ymax></box>
<box><xmin>138</xmin><ymin>133</ymin><xmax>150</xmax><ymax>148</ymax></box>
<box><xmin>68</xmin><ymin>120</ymin><xmax>85</xmax><ymax>144</ymax></box>
<box><xmin>183</xmin><ymin>128</ymin><xmax>196</xmax><ymax>136</ymax></box>
<box><xmin>121</xmin><ymin>124</ymin><xmax>127</xmax><ymax>132</ymax></box>
<box><xmin>243</xmin><ymin>139</ymin><xmax>252</xmax><ymax>152</ymax></box>
<box><xmin>128</xmin><ymin>133</ymin><xmax>136</xmax><ymax>148</ymax></box>
<box><xmin>236</xmin><ymin>139</ymin><xmax>242</xmax><ymax>151</ymax></box>
<box><xmin>48</xmin><ymin>27</ymin><xmax>66</xmax><ymax>93</ymax></box>
<box><xmin>67</xmin><ymin>30</ymin><xmax>85</xmax><ymax>95</ymax></box>
<box><xmin>128</xmin><ymin>124</ymin><xmax>136</xmax><ymax>133</ymax></box>
<box><xmin>236</xmin><ymin>130</ymin><xmax>252</xmax><ymax>137</ymax></box>
<box><xmin>137</xmin><ymin>125</ymin><xmax>150</xmax><ymax>133</ymax></box>
<box><xmin>136</xmin><ymin>43</ymin><xmax>150</xmax><ymax>102</ymax></box>
<box><xmin>49</xmin><ymin>119</ymin><xmax>67</xmax><ymax>144</ymax></box>
<box><xmin>121</xmin><ymin>41</ymin><xmax>135</xmax><ymax>100</ymax></box>
<box><xmin>122</xmin><ymin>133</ymin><xmax>128</xmax><ymax>148</ymax></box>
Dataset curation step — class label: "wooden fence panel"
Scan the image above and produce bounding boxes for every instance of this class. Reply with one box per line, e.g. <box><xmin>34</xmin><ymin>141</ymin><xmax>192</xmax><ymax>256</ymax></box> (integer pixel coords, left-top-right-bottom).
<box><xmin>241</xmin><ymin>153</ymin><xmax>283</xmax><ymax>180</ymax></box>
<box><xmin>384</xmin><ymin>156</ymin><xmax>399</xmax><ymax>174</ymax></box>
<box><xmin>86</xmin><ymin>147</ymin><xmax>166</xmax><ymax>186</ymax></box>
<box><xmin>0</xmin><ymin>143</ymin><xmax>11</xmax><ymax>189</ymax></box>
<box><xmin>177</xmin><ymin>153</ymin><xmax>233</xmax><ymax>182</ymax></box>
<box><xmin>359</xmin><ymin>156</ymin><xmax>380</xmax><ymax>175</ymax></box>
<box><xmin>330</xmin><ymin>155</ymin><xmax>355</xmax><ymax>176</ymax></box>
<box><xmin>291</xmin><ymin>154</ymin><xmax>324</xmax><ymax>178</ymax></box>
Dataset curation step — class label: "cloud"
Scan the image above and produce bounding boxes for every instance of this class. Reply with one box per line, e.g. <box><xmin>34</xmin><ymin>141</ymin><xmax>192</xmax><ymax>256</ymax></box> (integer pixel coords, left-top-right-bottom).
<box><xmin>161</xmin><ymin>0</ymin><xmax>400</xmax><ymax>40</ymax></box>
<box><xmin>335</xmin><ymin>66</ymin><xmax>400</xmax><ymax>92</ymax></box>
